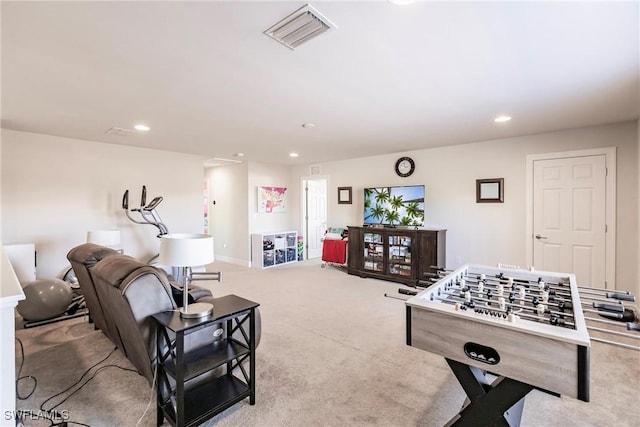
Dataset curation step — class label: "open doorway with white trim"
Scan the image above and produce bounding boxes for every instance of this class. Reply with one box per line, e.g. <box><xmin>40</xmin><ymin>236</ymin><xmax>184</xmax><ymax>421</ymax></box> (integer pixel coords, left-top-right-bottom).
<box><xmin>302</xmin><ymin>177</ymin><xmax>327</xmax><ymax>260</ymax></box>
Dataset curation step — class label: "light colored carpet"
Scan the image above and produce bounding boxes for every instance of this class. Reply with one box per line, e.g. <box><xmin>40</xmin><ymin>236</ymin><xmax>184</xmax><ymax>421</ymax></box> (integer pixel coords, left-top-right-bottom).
<box><xmin>15</xmin><ymin>259</ymin><xmax>640</xmax><ymax>427</ymax></box>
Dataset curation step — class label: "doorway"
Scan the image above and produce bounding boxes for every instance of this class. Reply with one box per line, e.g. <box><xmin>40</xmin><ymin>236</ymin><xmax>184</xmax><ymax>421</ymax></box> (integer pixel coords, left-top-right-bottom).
<box><xmin>302</xmin><ymin>177</ymin><xmax>327</xmax><ymax>260</ymax></box>
<box><xmin>526</xmin><ymin>148</ymin><xmax>616</xmax><ymax>288</ymax></box>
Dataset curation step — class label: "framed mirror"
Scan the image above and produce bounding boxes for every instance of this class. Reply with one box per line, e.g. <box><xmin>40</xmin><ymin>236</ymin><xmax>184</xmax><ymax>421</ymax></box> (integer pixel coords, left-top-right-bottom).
<box><xmin>338</xmin><ymin>187</ymin><xmax>352</xmax><ymax>204</ymax></box>
<box><xmin>476</xmin><ymin>178</ymin><xmax>504</xmax><ymax>203</ymax></box>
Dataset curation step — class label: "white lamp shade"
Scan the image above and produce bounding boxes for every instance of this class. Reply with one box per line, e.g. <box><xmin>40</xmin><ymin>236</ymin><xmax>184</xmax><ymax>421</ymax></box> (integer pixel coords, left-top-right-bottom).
<box><xmin>87</xmin><ymin>230</ymin><xmax>121</xmax><ymax>247</ymax></box>
<box><xmin>158</xmin><ymin>234</ymin><xmax>214</xmax><ymax>267</ymax></box>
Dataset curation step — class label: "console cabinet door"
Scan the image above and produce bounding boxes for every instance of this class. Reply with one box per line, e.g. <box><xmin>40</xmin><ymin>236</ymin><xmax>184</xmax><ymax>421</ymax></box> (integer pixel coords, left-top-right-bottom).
<box><xmin>387</xmin><ymin>232</ymin><xmax>415</xmax><ymax>278</ymax></box>
<box><xmin>417</xmin><ymin>231</ymin><xmax>439</xmax><ymax>282</ymax></box>
<box><xmin>347</xmin><ymin>227</ymin><xmax>363</xmax><ymax>271</ymax></box>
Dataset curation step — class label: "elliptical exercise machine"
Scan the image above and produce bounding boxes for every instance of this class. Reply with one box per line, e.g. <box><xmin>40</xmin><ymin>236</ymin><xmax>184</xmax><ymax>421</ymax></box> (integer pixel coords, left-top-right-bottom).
<box><xmin>122</xmin><ymin>185</ymin><xmax>168</xmax><ymax>264</ymax></box>
<box><xmin>122</xmin><ymin>185</ymin><xmax>222</xmax><ymax>283</ymax></box>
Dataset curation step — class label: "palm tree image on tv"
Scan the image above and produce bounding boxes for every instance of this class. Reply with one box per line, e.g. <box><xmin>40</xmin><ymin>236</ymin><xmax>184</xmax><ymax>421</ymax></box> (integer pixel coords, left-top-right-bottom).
<box><xmin>364</xmin><ymin>186</ymin><xmax>425</xmax><ymax>226</ymax></box>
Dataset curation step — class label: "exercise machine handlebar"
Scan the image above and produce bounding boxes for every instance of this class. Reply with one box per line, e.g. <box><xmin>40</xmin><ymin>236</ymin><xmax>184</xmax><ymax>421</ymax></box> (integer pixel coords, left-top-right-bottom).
<box><xmin>145</xmin><ymin>196</ymin><xmax>163</xmax><ymax>211</ymax></box>
<box><xmin>122</xmin><ymin>186</ymin><xmax>169</xmax><ymax>237</ymax></box>
<box><xmin>141</xmin><ymin>185</ymin><xmax>147</xmax><ymax>207</ymax></box>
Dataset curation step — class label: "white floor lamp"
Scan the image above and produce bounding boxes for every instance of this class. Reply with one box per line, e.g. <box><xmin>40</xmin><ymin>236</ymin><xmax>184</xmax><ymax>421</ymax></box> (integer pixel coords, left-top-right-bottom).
<box><xmin>159</xmin><ymin>233</ymin><xmax>215</xmax><ymax>318</ymax></box>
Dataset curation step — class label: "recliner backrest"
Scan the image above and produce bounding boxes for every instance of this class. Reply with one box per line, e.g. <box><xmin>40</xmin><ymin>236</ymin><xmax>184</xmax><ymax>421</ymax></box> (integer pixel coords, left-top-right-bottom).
<box><xmin>66</xmin><ymin>243</ymin><xmax>119</xmax><ymax>339</ymax></box>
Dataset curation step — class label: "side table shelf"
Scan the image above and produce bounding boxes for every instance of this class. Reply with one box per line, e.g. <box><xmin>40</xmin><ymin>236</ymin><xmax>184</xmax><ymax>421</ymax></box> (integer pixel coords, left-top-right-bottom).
<box><xmin>153</xmin><ymin>295</ymin><xmax>259</xmax><ymax>427</ymax></box>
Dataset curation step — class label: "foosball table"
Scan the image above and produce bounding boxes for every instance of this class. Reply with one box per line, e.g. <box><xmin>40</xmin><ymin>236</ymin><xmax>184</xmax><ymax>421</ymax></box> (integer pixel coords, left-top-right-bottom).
<box><xmin>405</xmin><ymin>264</ymin><xmax>638</xmax><ymax>427</ymax></box>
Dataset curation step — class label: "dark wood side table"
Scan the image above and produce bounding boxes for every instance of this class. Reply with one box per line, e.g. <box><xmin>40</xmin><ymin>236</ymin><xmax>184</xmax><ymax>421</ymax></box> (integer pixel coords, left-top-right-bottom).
<box><xmin>152</xmin><ymin>294</ymin><xmax>259</xmax><ymax>427</ymax></box>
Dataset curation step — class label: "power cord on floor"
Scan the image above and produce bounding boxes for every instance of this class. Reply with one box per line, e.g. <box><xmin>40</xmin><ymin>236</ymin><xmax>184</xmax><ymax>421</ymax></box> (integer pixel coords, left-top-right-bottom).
<box><xmin>15</xmin><ymin>337</ymin><xmax>37</xmax><ymax>400</ymax></box>
<box><xmin>16</xmin><ymin>342</ymin><xmax>138</xmax><ymax>427</ymax></box>
<box><xmin>17</xmin><ymin>338</ymin><xmax>156</xmax><ymax>426</ymax></box>
<box><xmin>15</xmin><ymin>337</ymin><xmax>94</xmax><ymax>426</ymax></box>
<box><xmin>135</xmin><ymin>358</ymin><xmax>158</xmax><ymax>427</ymax></box>
<box><xmin>40</xmin><ymin>346</ymin><xmax>139</xmax><ymax>415</ymax></box>
<box><xmin>38</xmin><ymin>346</ymin><xmax>117</xmax><ymax>413</ymax></box>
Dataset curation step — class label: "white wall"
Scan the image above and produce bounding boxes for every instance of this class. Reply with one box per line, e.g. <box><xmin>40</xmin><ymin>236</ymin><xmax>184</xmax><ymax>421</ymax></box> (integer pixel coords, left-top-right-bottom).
<box><xmin>207</xmin><ymin>163</ymin><xmax>249</xmax><ymax>265</ymax></box>
<box><xmin>247</xmin><ymin>161</ymin><xmax>297</xmax><ymax>233</ymax></box>
<box><xmin>292</xmin><ymin>121</ymin><xmax>639</xmax><ymax>296</ymax></box>
<box><xmin>1</xmin><ymin>129</ymin><xmax>207</xmax><ymax>279</ymax></box>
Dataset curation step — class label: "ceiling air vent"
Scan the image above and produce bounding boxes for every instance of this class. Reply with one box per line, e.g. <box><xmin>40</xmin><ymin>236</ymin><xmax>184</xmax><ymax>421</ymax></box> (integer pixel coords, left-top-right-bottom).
<box><xmin>204</xmin><ymin>158</ymin><xmax>243</xmax><ymax>168</ymax></box>
<box><xmin>264</xmin><ymin>4</ymin><xmax>336</xmax><ymax>50</ymax></box>
<box><xmin>105</xmin><ymin>127</ymin><xmax>138</xmax><ymax>136</ymax></box>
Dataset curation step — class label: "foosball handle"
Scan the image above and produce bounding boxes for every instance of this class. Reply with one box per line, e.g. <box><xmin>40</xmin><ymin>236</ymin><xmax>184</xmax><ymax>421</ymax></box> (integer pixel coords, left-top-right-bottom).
<box><xmin>597</xmin><ymin>311</ymin><xmax>624</xmax><ymax>320</ymax></box>
<box><xmin>627</xmin><ymin>322</ymin><xmax>640</xmax><ymax>332</ymax></box>
<box><xmin>593</xmin><ymin>302</ymin><xmax>624</xmax><ymax>313</ymax></box>
<box><xmin>606</xmin><ymin>292</ymin><xmax>636</xmax><ymax>302</ymax></box>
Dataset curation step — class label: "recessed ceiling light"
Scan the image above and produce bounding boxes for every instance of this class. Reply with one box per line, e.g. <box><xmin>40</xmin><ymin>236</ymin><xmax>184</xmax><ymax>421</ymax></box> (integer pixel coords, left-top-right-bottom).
<box><xmin>302</xmin><ymin>123</ymin><xmax>315</xmax><ymax>128</ymax></box>
<box><xmin>233</xmin><ymin>153</ymin><xmax>244</xmax><ymax>157</ymax></box>
<box><xmin>494</xmin><ymin>115</ymin><xmax>512</xmax><ymax>123</ymax></box>
<box><xmin>134</xmin><ymin>124</ymin><xmax>150</xmax><ymax>131</ymax></box>
<box><xmin>388</xmin><ymin>0</ymin><xmax>415</xmax><ymax>5</ymax></box>
<box><xmin>289</xmin><ymin>152</ymin><xmax>299</xmax><ymax>158</ymax></box>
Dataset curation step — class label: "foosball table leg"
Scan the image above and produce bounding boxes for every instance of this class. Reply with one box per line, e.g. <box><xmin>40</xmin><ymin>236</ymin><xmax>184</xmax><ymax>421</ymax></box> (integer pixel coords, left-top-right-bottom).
<box><xmin>445</xmin><ymin>358</ymin><xmax>534</xmax><ymax>427</ymax></box>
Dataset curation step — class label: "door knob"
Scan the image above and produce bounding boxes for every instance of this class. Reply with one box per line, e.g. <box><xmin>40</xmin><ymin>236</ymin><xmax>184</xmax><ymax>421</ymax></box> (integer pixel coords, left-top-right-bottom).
<box><xmin>535</xmin><ymin>234</ymin><xmax>548</xmax><ymax>240</ymax></box>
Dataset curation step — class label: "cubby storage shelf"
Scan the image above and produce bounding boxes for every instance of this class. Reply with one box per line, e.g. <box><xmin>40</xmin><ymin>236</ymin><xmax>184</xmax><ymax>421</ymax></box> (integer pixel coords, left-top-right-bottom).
<box><xmin>251</xmin><ymin>231</ymin><xmax>298</xmax><ymax>268</ymax></box>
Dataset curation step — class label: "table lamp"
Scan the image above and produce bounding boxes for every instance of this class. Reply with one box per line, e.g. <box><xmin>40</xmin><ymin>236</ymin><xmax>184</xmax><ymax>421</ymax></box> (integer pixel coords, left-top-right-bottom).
<box><xmin>87</xmin><ymin>230</ymin><xmax>122</xmax><ymax>252</ymax></box>
<box><xmin>158</xmin><ymin>233</ymin><xmax>214</xmax><ymax>318</ymax></box>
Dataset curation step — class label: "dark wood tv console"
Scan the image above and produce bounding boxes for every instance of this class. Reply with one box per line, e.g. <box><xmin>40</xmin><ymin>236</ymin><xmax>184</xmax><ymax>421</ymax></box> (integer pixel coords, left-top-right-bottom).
<box><xmin>347</xmin><ymin>226</ymin><xmax>446</xmax><ymax>287</ymax></box>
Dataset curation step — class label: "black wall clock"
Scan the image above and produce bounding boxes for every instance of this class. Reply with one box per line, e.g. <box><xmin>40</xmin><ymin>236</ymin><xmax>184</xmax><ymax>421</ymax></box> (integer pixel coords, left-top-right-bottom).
<box><xmin>395</xmin><ymin>157</ymin><xmax>415</xmax><ymax>177</ymax></box>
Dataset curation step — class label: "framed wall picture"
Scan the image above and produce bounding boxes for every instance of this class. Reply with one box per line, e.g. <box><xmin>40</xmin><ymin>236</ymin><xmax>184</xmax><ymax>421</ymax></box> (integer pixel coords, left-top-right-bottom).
<box><xmin>258</xmin><ymin>186</ymin><xmax>288</xmax><ymax>213</ymax></box>
<box><xmin>338</xmin><ymin>187</ymin><xmax>352</xmax><ymax>204</ymax></box>
<box><xmin>476</xmin><ymin>178</ymin><xmax>504</xmax><ymax>203</ymax></box>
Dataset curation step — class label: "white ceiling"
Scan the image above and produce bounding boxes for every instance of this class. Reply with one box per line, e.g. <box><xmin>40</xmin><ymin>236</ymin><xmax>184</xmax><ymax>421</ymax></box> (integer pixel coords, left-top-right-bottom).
<box><xmin>2</xmin><ymin>1</ymin><xmax>638</xmax><ymax>166</ymax></box>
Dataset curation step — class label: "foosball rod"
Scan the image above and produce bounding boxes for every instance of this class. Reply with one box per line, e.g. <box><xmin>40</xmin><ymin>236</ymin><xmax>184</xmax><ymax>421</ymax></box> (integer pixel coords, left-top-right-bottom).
<box><xmin>584</xmin><ymin>315</ymin><xmax>634</xmax><ymax>327</ymax></box>
<box><xmin>579</xmin><ymin>288</ymin><xmax>636</xmax><ymax>302</ymax></box>
<box><xmin>436</xmin><ymin>291</ymin><xmax>575</xmax><ymax>319</ymax></box>
<box><xmin>452</xmin><ymin>280</ymin><xmax>630</xmax><ymax>320</ymax></box>
<box><xmin>589</xmin><ymin>336</ymin><xmax>640</xmax><ymax>351</ymax></box>
<box><xmin>463</xmin><ymin>277</ymin><xmax>633</xmax><ymax>312</ymax></box>
<box><xmin>534</xmin><ymin>280</ymin><xmax>636</xmax><ymax>304</ymax></box>
<box><xmin>433</xmin><ymin>295</ymin><xmax>575</xmax><ymax>327</ymax></box>
<box><xmin>466</xmin><ymin>272</ymin><xmax>570</xmax><ymax>289</ymax></box>
<box><xmin>448</xmin><ymin>291</ymin><xmax>632</xmax><ymax>323</ymax></box>
<box><xmin>578</xmin><ymin>285</ymin><xmax>633</xmax><ymax>294</ymax></box>
<box><xmin>464</xmin><ymin>275</ymin><xmax>573</xmax><ymax>295</ymax></box>
<box><xmin>586</xmin><ymin>325</ymin><xmax>640</xmax><ymax>340</ymax></box>
<box><xmin>579</xmin><ymin>295</ymin><xmax>627</xmax><ymax>305</ymax></box>
<box><xmin>440</xmin><ymin>282</ymin><xmax>574</xmax><ymax>313</ymax></box>
<box><xmin>383</xmin><ymin>293</ymin><xmax>409</xmax><ymax>301</ymax></box>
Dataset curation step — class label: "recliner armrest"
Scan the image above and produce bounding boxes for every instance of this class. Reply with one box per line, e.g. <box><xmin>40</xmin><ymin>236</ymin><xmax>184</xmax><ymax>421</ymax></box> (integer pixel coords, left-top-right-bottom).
<box><xmin>169</xmin><ymin>282</ymin><xmax>213</xmax><ymax>307</ymax></box>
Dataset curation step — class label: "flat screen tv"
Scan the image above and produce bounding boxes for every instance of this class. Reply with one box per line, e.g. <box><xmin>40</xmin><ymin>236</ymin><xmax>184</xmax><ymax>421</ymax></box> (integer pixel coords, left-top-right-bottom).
<box><xmin>363</xmin><ymin>185</ymin><xmax>425</xmax><ymax>227</ymax></box>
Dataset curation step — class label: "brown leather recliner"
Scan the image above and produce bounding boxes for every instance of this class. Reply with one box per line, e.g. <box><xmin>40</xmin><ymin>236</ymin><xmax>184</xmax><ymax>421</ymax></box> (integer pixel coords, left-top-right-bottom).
<box><xmin>67</xmin><ymin>243</ymin><xmax>261</xmax><ymax>386</ymax></box>
<box><xmin>90</xmin><ymin>253</ymin><xmax>186</xmax><ymax>383</ymax></box>
<box><xmin>67</xmin><ymin>243</ymin><xmax>120</xmax><ymax>340</ymax></box>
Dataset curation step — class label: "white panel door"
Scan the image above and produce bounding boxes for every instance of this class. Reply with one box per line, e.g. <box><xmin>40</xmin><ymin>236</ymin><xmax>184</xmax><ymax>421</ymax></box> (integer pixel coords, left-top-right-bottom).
<box><xmin>306</xmin><ymin>179</ymin><xmax>327</xmax><ymax>259</ymax></box>
<box><xmin>533</xmin><ymin>155</ymin><xmax>606</xmax><ymax>287</ymax></box>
